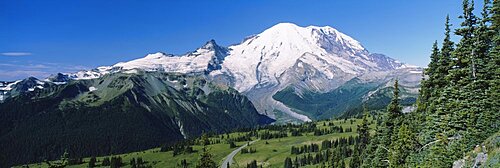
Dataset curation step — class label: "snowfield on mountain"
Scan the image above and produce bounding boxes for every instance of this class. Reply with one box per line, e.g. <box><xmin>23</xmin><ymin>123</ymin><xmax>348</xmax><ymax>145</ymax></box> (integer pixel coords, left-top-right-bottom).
<box><xmin>1</xmin><ymin>22</ymin><xmax>422</xmax><ymax>122</ymax></box>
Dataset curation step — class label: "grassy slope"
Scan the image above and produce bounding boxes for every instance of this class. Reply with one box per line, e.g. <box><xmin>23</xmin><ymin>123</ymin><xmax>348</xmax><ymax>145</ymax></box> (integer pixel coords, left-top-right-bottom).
<box><xmin>17</xmin><ymin>118</ymin><xmax>375</xmax><ymax>168</ymax></box>
<box><xmin>232</xmin><ymin>119</ymin><xmax>375</xmax><ymax>168</ymax></box>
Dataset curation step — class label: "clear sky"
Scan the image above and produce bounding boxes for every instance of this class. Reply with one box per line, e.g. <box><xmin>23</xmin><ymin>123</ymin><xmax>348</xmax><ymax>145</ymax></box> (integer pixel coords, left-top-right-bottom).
<box><xmin>0</xmin><ymin>0</ymin><xmax>480</xmax><ymax>80</ymax></box>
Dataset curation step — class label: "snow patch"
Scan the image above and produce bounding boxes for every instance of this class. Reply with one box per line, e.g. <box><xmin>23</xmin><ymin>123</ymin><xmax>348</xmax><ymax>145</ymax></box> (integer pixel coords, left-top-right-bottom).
<box><xmin>0</xmin><ymin>80</ymin><xmax>21</xmax><ymax>91</ymax></box>
<box><xmin>53</xmin><ymin>82</ymin><xmax>67</xmax><ymax>85</ymax></box>
<box><xmin>89</xmin><ymin>86</ymin><xmax>97</xmax><ymax>92</ymax></box>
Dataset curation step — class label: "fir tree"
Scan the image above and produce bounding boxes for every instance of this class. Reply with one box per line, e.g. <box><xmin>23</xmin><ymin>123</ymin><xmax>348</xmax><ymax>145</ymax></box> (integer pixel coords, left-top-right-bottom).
<box><xmin>88</xmin><ymin>156</ymin><xmax>96</xmax><ymax>168</ymax></box>
<box><xmin>130</xmin><ymin>158</ymin><xmax>136</xmax><ymax>168</ymax></box>
<box><xmin>438</xmin><ymin>15</ymin><xmax>455</xmax><ymax>87</ymax></box>
<box><xmin>386</xmin><ymin>80</ymin><xmax>402</xmax><ymax>144</ymax></box>
<box><xmin>102</xmin><ymin>157</ymin><xmax>110</xmax><ymax>166</ymax></box>
<box><xmin>196</xmin><ymin>146</ymin><xmax>217</xmax><ymax>168</ymax></box>
<box><xmin>361</xmin><ymin>81</ymin><xmax>401</xmax><ymax>167</ymax></box>
<box><xmin>358</xmin><ymin>106</ymin><xmax>371</xmax><ymax>150</ymax></box>
<box><xmin>487</xmin><ymin>0</ymin><xmax>500</xmax><ymax>132</ymax></box>
<box><xmin>389</xmin><ymin>124</ymin><xmax>417</xmax><ymax>168</ymax></box>
<box><xmin>284</xmin><ymin>157</ymin><xmax>293</xmax><ymax>168</ymax></box>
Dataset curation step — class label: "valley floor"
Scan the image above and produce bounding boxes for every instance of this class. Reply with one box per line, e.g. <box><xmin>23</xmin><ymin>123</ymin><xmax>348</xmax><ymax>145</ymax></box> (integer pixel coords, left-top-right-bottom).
<box><xmin>16</xmin><ymin>118</ymin><xmax>374</xmax><ymax>168</ymax></box>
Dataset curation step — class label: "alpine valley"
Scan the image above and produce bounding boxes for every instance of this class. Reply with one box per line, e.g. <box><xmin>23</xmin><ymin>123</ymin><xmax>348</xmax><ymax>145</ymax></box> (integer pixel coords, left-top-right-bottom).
<box><xmin>0</xmin><ymin>23</ymin><xmax>422</xmax><ymax>166</ymax></box>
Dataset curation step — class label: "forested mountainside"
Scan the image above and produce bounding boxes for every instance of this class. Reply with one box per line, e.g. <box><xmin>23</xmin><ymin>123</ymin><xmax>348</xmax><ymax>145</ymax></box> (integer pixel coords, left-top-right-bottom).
<box><xmin>0</xmin><ymin>71</ymin><xmax>273</xmax><ymax>167</ymax></box>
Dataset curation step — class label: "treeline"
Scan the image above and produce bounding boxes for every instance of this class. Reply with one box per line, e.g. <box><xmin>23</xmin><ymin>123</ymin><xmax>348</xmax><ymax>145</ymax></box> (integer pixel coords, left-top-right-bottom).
<box><xmin>241</xmin><ymin>147</ymin><xmax>257</xmax><ymax>154</ymax></box>
<box><xmin>260</xmin><ymin>131</ymin><xmax>288</xmax><ymax>140</ymax></box>
<box><xmin>361</xmin><ymin>0</ymin><xmax>500</xmax><ymax>167</ymax></box>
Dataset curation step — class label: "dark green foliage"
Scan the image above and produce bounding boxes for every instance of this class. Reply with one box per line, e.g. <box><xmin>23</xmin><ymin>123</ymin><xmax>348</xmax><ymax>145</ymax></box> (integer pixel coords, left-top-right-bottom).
<box><xmin>88</xmin><ymin>156</ymin><xmax>96</xmax><ymax>168</ymax></box>
<box><xmin>130</xmin><ymin>157</ymin><xmax>147</xmax><ymax>168</ymax></box>
<box><xmin>110</xmin><ymin>156</ymin><xmax>122</xmax><ymax>168</ymax></box>
<box><xmin>0</xmin><ymin>72</ymin><xmax>273</xmax><ymax>167</ymax></box>
<box><xmin>102</xmin><ymin>157</ymin><xmax>110</xmax><ymax>166</ymax></box>
<box><xmin>179</xmin><ymin>159</ymin><xmax>188</xmax><ymax>168</ymax></box>
<box><xmin>273</xmin><ymin>78</ymin><xmax>417</xmax><ymax>119</ymax></box>
<box><xmin>246</xmin><ymin>160</ymin><xmax>258</xmax><ymax>168</ymax></box>
<box><xmin>196</xmin><ymin>146</ymin><xmax>216</xmax><ymax>168</ymax></box>
<box><xmin>358</xmin><ymin>107</ymin><xmax>371</xmax><ymax>150</ymax></box>
<box><xmin>362</xmin><ymin>80</ymin><xmax>408</xmax><ymax>167</ymax></box>
<box><xmin>363</xmin><ymin>1</ymin><xmax>500</xmax><ymax>167</ymax></box>
<box><xmin>389</xmin><ymin>124</ymin><xmax>417</xmax><ymax>167</ymax></box>
<box><xmin>241</xmin><ymin>147</ymin><xmax>256</xmax><ymax>154</ymax></box>
<box><xmin>229</xmin><ymin>141</ymin><xmax>237</xmax><ymax>148</ymax></box>
<box><xmin>130</xmin><ymin>158</ymin><xmax>136</xmax><ymax>168</ymax></box>
<box><xmin>284</xmin><ymin>157</ymin><xmax>293</xmax><ymax>168</ymax></box>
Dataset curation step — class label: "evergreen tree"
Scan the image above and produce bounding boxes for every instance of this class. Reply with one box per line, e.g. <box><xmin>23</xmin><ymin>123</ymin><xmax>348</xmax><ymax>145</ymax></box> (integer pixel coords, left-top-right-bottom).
<box><xmin>88</xmin><ymin>156</ymin><xmax>96</xmax><ymax>168</ymax></box>
<box><xmin>438</xmin><ymin>15</ymin><xmax>455</xmax><ymax>87</ymax></box>
<box><xmin>102</xmin><ymin>157</ymin><xmax>110</xmax><ymax>166</ymax></box>
<box><xmin>246</xmin><ymin>160</ymin><xmax>257</xmax><ymax>168</ymax></box>
<box><xmin>415</xmin><ymin>1</ymin><xmax>498</xmax><ymax>167</ymax></box>
<box><xmin>389</xmin><ymin>124</ymin><xmax>417</xmax><ymax>167</ymax></box>
<box><xmin>426</xmin><ymin>133</ymin><xmax>454</xmax><ymax>167</ymax></box>
<box><xmin>284</xmin><ymin>157</ymin><xmax>293</xmax><ymax>168</ymax></box>
<box><xmin>338</xmin><ymin>158</ymin><xmax>345</xmax><ymax>168</ymax></box>
<box><xmin>196</xmin><ymin>146</ymin><xmax>217</xmax><ymax>168</ymax></box>
<box><xmin>386</xmin><ymin>80</ymin><xmax>402</xmax><ymax>144</ymax></box>
<box><xmin>427</xmin><ymin>41</ymin><xmax>442</xmax><ymax>83</ymax></box>
<box><xmin>362</xmin><ymin>80</ymin><xmax>402</xmax><ymax>167</ymax></box>
<box><xmin>358</xmin><ymin>107</ymin><xmax>371</xmax><ymax>150</ymax></box>
<box><xmin>130</xmin><ymin>158</ymin><xmax>136</xmax><ymax>168</ymax></box>
<box><xmin>417</xmin><ymin>41</ymin><xmax>442</xmax><ymax>144</ymax></box>
<box><xmin>350</xmin><ymin>147</ymin><xmax>361</xmax><ymax>168</ymax></box>
<box><xmin>439</xmin><ymin>0</ymin><xmax>479</xmax><ymax>159</ymax></box>
<box><xmin>487</xmin><ymin>0</ymin><xmax>500</xmax><ymax>132</ymax></box>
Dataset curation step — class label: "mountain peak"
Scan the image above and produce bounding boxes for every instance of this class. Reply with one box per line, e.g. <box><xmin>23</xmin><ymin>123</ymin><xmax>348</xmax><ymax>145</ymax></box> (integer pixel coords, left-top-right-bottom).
<box><xmin>201</xmin><ymin>39</ymin><xmax>218</xmax><ymax>50</ymax></box>
<box><xmin>266</xmin><ymin>22</ymin><xmax>300</xmax><ymax>31</ymax></box>
<box><xmin>221</xmin><ymin>22</ymin><xmax>408</xmax><ymax>92</ymax></box>
<box><xmin>245</xmin><ymin>22</ymin><xmax>366</xmax><ymax>53</ymax></box>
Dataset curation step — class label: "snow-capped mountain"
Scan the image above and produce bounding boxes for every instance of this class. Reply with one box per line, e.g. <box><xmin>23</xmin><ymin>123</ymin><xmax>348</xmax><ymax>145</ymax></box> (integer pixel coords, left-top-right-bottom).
<box><xmin>0</xmin><ymin>77</ymin><xmax>51</xmax><ymax>102</ymax></box>
<box><xmin>219</xmin><ymin>23</ymin><xmax>409</xmax><ymax>92</ymax></box>
<box><xmin>1</xmin><ymin>22</ymin><xmax>422</xmax><ymax>122</ymax></box>
<box><xmin>211</xmin><ymin>23</ymin><xmax>421</xmax><ymax>122</ymax></box>
<box><xmin>66</xmin><ymin>40</ymin><xmax>228</xmax><ymax>80</ymax></box>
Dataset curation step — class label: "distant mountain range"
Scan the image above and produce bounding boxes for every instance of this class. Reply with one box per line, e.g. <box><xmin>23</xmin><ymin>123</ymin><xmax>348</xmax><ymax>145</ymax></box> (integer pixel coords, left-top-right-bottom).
<box><xmin>0</xmin><ymin>22</ymin><xmax>422</xmax><ymax>166</ymax></box>
<box><xmin>1</xmin><ymin>23</ymin><xmax>422</xmax><ymax>122</ymax></box>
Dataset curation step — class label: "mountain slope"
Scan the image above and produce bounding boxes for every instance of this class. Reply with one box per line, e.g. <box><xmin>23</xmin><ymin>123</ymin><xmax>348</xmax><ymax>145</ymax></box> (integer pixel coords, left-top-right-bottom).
<box><xmin>65</xmin><ymin>40</ymin><xmax>229</xmax><ymax>80</ymax></box>
<box><xmin>0</xmin><ymin>71</ymin><xmax>272</xmax><ymax>167</ymax></box>
<box><xmin>212</xmin><ymin>23</ymin><xmax>421</xmax><ymax>121</ymax></box>
<box><xmin>2</xmin><ymin>22</ymin><xmax>422</xmax><ymax>122</ymax></box>
<box><xmin>219</xmin><ymin>23</ymin><xmax>407</xmax><ymax>92</ymax></box>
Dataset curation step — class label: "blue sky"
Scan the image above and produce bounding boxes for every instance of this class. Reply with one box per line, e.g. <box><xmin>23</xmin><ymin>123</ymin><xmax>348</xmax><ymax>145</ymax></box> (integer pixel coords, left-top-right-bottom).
<box><xmin>0</xmin><ymin>0</ymin><xmax>477</xmax><ymax>80</ymax></box>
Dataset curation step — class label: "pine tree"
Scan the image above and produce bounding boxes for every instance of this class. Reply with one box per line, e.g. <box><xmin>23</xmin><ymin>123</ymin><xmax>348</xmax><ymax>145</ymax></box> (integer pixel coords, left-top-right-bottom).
<box><xmin>416</xmin><ymin>42</ymin><xmax>440</xmax><ymax>139</ymax></box>
<box><xmin>196</xmin><ymin>146</ymin><xmax>217</xmax><ymax>168</ymax></box>
<box><xmin>426</xmin><ymin>41</ymin><xmax>441</xmax><ymax>83</ymax></box>
<box><xmin>88</xmin><ymin>156</ymin><xmax>96</xmax><ymax>168</ymax></box>
<box><xmin>358</xmin><ymin>106</ymin><xmax>371</xmax><ymax>150</ymax></box>
<box><xmin>422</xmin><ymin>15</ymin><xmax>456</xmax><ymax>143</ymax></box>
<box><xmin>386</xmin><ymin>80</ymin><xmax>402</xmax><ymax>144</ymax></box>
<box><xmin>284</xmin><ymin>157</ymin><xmax>293</xmax><ymax>168</ymax></box>
<box><xmin>60</xmin><ymin>149</ymin><xmax>69</xmax><ymax>166</ymax></box>
<box><xmin>438</xmin><ymin>15</ymin><xmax>455</xmax><ymax>87</ymax></box>
<box><xmin>102</xmin><ymin>157</ymin><xmax>110</xmax><ymax>166</ymax></box>
<box><xmin>130</xmin><ymin>158</ymin><xmax>136</xmax><ymax>168</ymax></box>
<box><xmin>426</xmin><ymin>133</ymin><xmax>454</xmax><ymax>167</ymax></box>
<box><xmin>389</xmin><ymin>124</ymin><xmax>417</xmax><ymax>168</ymax></box>
<box><xmin>487</xmin><ymin>0</ymin><xmax>500</xmax><ymax>132</ymax></box>
<box><xmin>442</xmin><ymin>0</ymin><xmax>479</xmax><ymax>158</ymax></box>
<box><xmin>361</xmin><ymin>81</ymin><xmax>401</xmax><ymax>168</ymax></box>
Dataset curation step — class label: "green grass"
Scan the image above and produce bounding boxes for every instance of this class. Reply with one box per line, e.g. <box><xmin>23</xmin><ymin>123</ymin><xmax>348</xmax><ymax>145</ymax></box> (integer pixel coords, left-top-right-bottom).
<box><xmin>231</xmin><ymin>119</ymin><xmax>374</xmax><ymax>168</ymax></box>
<box><xmin>16</xmin><ymin>117</ymin><xmax>375</xmax><ymax>168</ymax></box>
